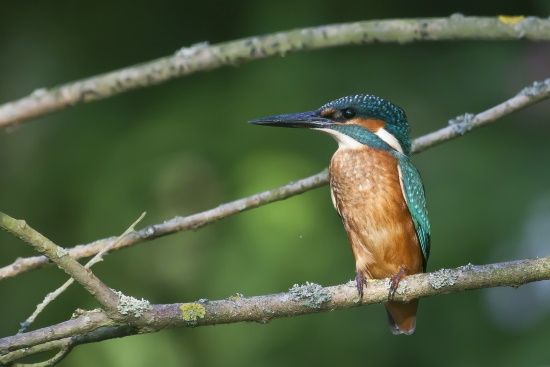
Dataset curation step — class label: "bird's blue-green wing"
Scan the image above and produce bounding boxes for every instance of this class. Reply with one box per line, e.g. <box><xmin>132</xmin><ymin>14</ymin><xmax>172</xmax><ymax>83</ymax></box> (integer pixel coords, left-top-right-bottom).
<box><xmin>392</xmin><ymin>151</ymin><xmax>431</xmax><ymax>271</ymax></box>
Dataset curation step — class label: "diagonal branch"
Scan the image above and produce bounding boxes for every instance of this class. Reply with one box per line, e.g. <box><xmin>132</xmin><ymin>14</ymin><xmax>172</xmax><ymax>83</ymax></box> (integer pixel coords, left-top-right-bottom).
<box><xmin>412</xmin><ymin>79</ymin><xmax>550</xmax><ymax>152</ymax></box>
<box><xmin>1</xmin><ymin>78</ymin><xmax>548</xmax><ymax>281</ymax></box>
<box><xmin>1</xmin><ymin>256</ymin><xmax>549</xmax><ymax>364</ymax></box>
<box><xmin>0</xmin><ymin>212</ymin><xmax>122</xmax><ymax>320</ymax></box>
<box><xmin>1</xmin><ymin>16</ymin><xmax>549</xmax><ymax>130</ymax></box>
<box><xmin>18</xmin><ymin>213</ymin><xmax>147</xmax><ymax>333</ymax></box>
<box><xmin>0</xmin><ymin>170</ymin><xmax>329</xmax><ymax>280</ymax></box>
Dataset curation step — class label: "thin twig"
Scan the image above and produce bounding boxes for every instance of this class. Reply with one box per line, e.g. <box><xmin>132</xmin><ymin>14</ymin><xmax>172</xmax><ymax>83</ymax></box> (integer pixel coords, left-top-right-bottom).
<box><xmin>2</xmin><ymin>78</ymin><xmax>549</xmax><ymax>281</ymax></box>
<box><xmin>18</xmin><ymin>343</ymin><xmax>72</xmax><ymax>367</ymax></box>
<box><xmin>18</xmin><ymin>213</ymin><xmax>147</xmax><ymax>333</ymax></box>
<box><xmin>0</xmin><ymin>212</ymin><xmax>121</xmax><ymax>319</ymax></box>
<box><xmin>1</xmin><ymin>16</ymin><xmax>549</xmax><ymax>130</ymax></box>
<box><xmin>0</xmin><ymin>338</ymin><xmax>72</xmax><ymax>366</ymax></box>
<box><xmin>85</xmin><ymin>212</ymin><xmax>146</xmax><ymax>267</ymax></box>
<box><xmin>1</xmin><ymin>256</ymin><xmax>549</xmax><ymax>363</ymax></box>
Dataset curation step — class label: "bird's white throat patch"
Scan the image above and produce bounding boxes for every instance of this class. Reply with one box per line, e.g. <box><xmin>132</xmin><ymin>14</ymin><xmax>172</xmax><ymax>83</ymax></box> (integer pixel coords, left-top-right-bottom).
<box><xmin>315</xmin><ymin>128</ymin><xmax>363</xmax><ymax>150</ymax></box>
<box><xmin>316</xmin><ymin>127</ymin><xmax>404</xmax><ymax>154</ymax></box>
<box><xmin>375</xmin><ymin>128</ymin><xmax>404</xmax><ymax>154</ymax></box>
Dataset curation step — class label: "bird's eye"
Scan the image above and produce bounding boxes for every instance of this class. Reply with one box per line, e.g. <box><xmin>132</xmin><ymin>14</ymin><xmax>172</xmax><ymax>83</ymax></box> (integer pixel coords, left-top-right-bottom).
<box><xmin>342</xmin><ymin>108</ymin><xmax>356</xmax><ymax>119</ymax></box>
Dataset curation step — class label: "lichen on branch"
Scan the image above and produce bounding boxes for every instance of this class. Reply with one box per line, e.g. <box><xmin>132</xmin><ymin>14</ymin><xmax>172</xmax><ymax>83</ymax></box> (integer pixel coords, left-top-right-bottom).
<box><xmin>1</xmin><ymin>256</ymin><xmax>549</xmax><ymax>365</ymax></box>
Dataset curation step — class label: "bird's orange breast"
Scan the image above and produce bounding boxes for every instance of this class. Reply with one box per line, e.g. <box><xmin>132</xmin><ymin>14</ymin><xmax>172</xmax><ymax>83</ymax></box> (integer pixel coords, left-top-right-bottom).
<box><xmin>329</xmin><ymin>146</ymin><xmax>422</xmax><ymax>280</ymax></box>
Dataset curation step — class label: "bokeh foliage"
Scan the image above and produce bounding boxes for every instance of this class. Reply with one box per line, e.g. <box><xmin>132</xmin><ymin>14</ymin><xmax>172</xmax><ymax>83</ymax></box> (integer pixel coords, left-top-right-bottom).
<box><xmin>1</xmin><ymin>1</ymin><xmax>550</xmax><ymax>366</ymax></box>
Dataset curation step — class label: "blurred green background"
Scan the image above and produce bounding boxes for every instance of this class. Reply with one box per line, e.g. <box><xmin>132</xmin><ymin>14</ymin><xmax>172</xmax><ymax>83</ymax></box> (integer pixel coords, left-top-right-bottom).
<box><xmin>1</xmin><ymin>1</ymin><xmax>550</xmax><ymax>366</ymax></box>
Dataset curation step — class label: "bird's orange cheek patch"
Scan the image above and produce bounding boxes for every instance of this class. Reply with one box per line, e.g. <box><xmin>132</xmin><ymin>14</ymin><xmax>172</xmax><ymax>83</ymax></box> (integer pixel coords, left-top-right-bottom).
<box><xmin>351</xmin><ymin>118</ymin><xmax>386</xmax><ymax>133</ymax></box>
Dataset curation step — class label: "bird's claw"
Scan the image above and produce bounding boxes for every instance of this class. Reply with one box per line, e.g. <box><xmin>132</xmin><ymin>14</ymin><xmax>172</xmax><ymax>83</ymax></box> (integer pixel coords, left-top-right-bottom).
<box><xmin>355</xmin><ymin>273</ymin><xmax>366</xmax><ymax>300</ymax></box>
<box><xmin>388</xmin><ymin>267</ymin><xmax>407</xmax><ymax>300</ymax></box>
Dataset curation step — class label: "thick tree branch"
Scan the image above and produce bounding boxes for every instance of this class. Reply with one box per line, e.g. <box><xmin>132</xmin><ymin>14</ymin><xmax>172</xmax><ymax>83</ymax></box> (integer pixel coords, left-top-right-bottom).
<box><xmin>1</xmin><ymin>256</ymin><xmax>549</xmax><ymax>364</ymax></box>
<box><xmin>1</xmin><ymin>16</ymin><xmax>549</xmax><ymax>130</ymax></box>
<box><xmin>2</xmin><ymin>78</ymin><xmax>549</xmax><ymax>281</ymax></box>
<box><xmin>0</xmin><ymin>212</ymin><xmax>121</xmax><ymax>320</ymax></box>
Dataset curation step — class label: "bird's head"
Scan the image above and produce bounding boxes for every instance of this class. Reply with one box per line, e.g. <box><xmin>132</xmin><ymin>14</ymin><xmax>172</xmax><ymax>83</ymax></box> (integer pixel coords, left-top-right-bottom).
<box><xmin>249</xmin><ymin>94</ymin><xmax>411</xmax><ymax>156</ymax></box>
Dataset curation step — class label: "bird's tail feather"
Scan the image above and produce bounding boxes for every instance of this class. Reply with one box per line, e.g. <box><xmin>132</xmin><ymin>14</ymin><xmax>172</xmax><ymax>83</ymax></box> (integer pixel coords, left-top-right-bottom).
<box><xmin>385</xmin><ymin>300</ymin><xmax>418</xmax><ymax>335</ymax></box>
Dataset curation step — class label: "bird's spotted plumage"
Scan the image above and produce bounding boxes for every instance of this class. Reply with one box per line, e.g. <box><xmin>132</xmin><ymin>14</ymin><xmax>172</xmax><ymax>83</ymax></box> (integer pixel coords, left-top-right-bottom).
<box><xmin>248</xmin><ymin>94</ymin><xmax>430</xmax><ymax>335</ymax></box>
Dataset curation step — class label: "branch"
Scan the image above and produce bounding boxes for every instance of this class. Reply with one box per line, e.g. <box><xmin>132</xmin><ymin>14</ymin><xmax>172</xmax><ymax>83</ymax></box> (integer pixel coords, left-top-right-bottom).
<box><xmin>0</xmin><ymin>338</ymin><xmax>72</xmax><ymax>367</ymax></box>
<box><xmin>0</xmin><ymin>212</ymin><xmax>121</xmax><ymax>320</ymax></box>
<box><xmin>1</xmin><ymin>256</ymin><xmax>549</xmax><ymax>364</ymax></box>
<box><xmin>18</xmin><ymin>213</ymin><xmax>147</xmax><ymax>333</ymax></box>
<box><xmin>412</xmin><ymin>78</ymin><xmax>550</xmax><ymax>153</ymax></box>
<box><xmin>1</xmin><ymin>16</ymin><xmax>549</xmax><ymax>129</ymax></box>
<box><xmin>2</xmin><ymin>78</ymin><xmax>549</xmax><ymax>281</ymax></box>
<box><xmin>0</xmin><ymin>170</ymin><xmax>329</xmax><ymax>280</ymax></box>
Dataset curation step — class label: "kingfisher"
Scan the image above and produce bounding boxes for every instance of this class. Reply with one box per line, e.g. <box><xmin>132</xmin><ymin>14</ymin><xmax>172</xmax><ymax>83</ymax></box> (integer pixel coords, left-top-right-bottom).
<box><xmin>249</xmin><ymin>94</ymin><xmax>430</xmax><ymax>335</ymax></box>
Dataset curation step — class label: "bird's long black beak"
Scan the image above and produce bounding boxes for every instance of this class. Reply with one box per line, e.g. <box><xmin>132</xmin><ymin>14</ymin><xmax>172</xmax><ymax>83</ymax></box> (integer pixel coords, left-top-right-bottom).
<box><xmin>248</xmin><ymin>111</ymin><xmax>333</xmax><ymax>129</ymax></box>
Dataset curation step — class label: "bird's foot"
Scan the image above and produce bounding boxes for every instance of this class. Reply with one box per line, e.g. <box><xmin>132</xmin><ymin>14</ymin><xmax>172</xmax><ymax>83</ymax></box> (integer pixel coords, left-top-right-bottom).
<box><xmin>388</xmin><ymin>267</ymin><xmax>407</xmax><ymax>300</ymax></box>
<box><xmin>355</xmin><ymin>273</ymin><xmax>366</xmax><ymax>300</ymax></box>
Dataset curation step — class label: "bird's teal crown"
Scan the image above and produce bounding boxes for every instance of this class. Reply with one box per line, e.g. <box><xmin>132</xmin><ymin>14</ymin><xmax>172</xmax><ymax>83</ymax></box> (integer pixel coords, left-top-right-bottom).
<box><xmin>320</xmin><ymin>94</ymin><xmax>411</xmax><ymax>156</ymax></box>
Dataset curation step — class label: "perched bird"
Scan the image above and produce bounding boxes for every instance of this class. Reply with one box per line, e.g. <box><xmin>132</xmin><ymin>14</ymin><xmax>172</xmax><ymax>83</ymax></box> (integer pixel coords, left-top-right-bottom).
<box><xmin>249</xmin><ymin>94</ymin><xmax>430</xmax><ymax>335</ymax></box>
